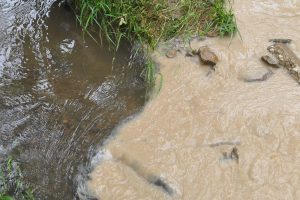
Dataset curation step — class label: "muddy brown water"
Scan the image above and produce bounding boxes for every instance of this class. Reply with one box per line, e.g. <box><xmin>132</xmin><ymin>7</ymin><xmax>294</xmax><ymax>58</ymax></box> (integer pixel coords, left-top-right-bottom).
<box><xmin>85</xmin><ymin>0</ymin><xmax>300</xmax><ymax>199</ymax></box>
<box><xmin>0</xmin><ymin>1</ymin><xmax>145</xmax><ymax>199</ymax></box>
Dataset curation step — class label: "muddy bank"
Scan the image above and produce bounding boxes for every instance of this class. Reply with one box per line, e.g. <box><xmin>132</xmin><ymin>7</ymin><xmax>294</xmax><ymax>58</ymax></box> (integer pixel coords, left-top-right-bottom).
<box><xmin>85</xmin><ymin>0</ymin><xmax>300</xmax><ymax>199</ymax></box>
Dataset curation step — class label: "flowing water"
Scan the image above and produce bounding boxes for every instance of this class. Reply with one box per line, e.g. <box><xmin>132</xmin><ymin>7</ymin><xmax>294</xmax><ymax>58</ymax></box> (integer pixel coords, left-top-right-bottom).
<box><xmin>86</xmin><ymin>0</ymin><xmax>300</xmax><ymax>199</ymax></box>
<box><xmin>0</xmin><ymin>1</ymin><xmax>146</xmax><ymax>199</ymax></box>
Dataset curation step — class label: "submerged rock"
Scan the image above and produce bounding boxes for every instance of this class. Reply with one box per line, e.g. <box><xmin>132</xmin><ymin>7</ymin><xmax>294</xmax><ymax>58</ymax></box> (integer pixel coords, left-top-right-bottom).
<box><xmin>59</xmin><ymin>38</ymin><xmax>75</xmax><ymax>54</ymax></box>
<box><xmin>241</xmin><ymin>67</ymin><xmax>273</xmax><ymax>82</ymax></box>
<box><xmin>165</xmin><ymin>49</ymin><xmax>177</xmax><ymax>58</ymax></box>
<box><xmin>198</xmin><ymin>46</ymin><xmax>219</xmax><ymax>66</ymax></box>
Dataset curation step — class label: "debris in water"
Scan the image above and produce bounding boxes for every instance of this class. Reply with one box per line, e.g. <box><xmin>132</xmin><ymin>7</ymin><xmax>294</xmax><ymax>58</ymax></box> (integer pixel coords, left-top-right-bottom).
<box><xmin>148</xmin><ymin>175</ymin><xmax>174</xmax><ymax>195</ymax></box>
<box><xmin>269</xmin><ymin>39</ymin><xmax>292</xmax><ymax>44</ymax></box>
<box><xmin>230</xmin><ymin>147</ymin><xmax>239</xmax><ymax>163</ymax></box>
<box><xmin>198</xmin><ymin>46</ymin><xmax>219</xmax><ymax>66</ymax></box>
<box><xmin>118</xmin><ymin>154</ymin><xmax>174</xmax><ymax>196</ymax></box>
<box><xmin>223</xmin><ymin>147</ymin><xmax>239</xmax><ymax>163</ymax></box>
<box><xmin>221</xmin><ymin>147</ymin><xmax>239</xmax><ymax>163</ymax></box>
<box><xmin>208</xmin><ymin>140</ymin><xmax>241</xmax><ymax>148</ymax></box>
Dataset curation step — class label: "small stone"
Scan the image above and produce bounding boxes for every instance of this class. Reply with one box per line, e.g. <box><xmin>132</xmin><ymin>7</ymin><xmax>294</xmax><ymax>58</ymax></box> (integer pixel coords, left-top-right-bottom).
<box><xmin>165</xmin><ymin>49</ymin><xmax>177</xmax><ymax>58</ymax></box>
<box><xmin>261</xmin><ymin>55</ymin><xmax>280</xmax><ymax>68</ymax></box>
<box><xmin>198</xmin><ymin>46</ymin><xmax>219</xmax><ymax>66</ymax></box>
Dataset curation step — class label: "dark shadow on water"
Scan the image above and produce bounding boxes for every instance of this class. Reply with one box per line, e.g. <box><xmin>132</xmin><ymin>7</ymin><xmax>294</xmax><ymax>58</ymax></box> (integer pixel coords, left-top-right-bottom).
<box><xmin>0</xmin><ymin>2</ymin><xmax>146</xmax><ymax>199</ymax></box>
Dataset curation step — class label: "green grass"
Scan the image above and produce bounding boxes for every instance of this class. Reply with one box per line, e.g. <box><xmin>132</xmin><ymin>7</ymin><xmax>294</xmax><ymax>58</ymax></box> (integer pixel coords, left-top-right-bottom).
<box><xmin>73</xmin><ymin>0</ymin><xmax>237</xmax><ymax>90</ymax></box>
<box><xmin>75</xmin><ymin>0</ymin><xmax>237</xmax><ymax>49</ymax></box>
<box><xmin>0</xmin><ymin>157</ymin><xmax>35</xmax><ymax>200</ymax></box>
<box><xmin>141</xmin><ymin>59</ymin><xmax>163</xmax><ymax>98</ymax></box>
<box><xmin>209</xmin><ymin>0</ymin><xmax>237</xmax><ymax>36</ymax></box>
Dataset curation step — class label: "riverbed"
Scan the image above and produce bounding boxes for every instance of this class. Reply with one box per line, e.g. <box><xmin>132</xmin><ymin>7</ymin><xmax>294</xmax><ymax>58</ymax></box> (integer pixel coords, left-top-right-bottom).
<box><xmin>86</xmin><ymin>0</ymin><xmax>300</xmax><ymax>199</ymax></box>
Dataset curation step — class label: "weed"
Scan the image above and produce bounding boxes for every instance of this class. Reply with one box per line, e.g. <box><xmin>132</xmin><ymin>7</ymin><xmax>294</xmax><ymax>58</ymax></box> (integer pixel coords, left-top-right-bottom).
<box><xmin>74</xmin><ymin>0</ymin><xmax>237</xmax><ymax>50</ymax></box>
<box><xmin>209</xmin><ymin>0</ymin><xmax>237</xmax><ymax>37</ymax></box>
<box><xmin>145</xmin><ymin>60</ymin><xmax>156</xmax><ymax>86</ymax></box>
<box><xmin>6</xmin><ymin>157</ymin><xmax>12</xmax><ymax>176</ymax></box>
<box><xmin>0</xmin><ymin>194</ymin><xmax>13</xmax><ymax>200</ymax></box>
<box><xmin>0</xmin><ymin>158</ymin><xmax>35</xmax><ymax>200</ymax></box>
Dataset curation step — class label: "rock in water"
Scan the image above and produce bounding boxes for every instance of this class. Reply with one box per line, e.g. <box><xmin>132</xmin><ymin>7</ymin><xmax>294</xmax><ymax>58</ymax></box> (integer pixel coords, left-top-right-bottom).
<box><xmin>241</xmin><ymin>67</ymin><xmax>274</xmax><ymax>82</ymax></box>
<box><xmin>198</xmin><ymin>46</ymin><xmax>219</xmax><ymax>66</ymax></box>
<box><xmin>267</xmin><ymin>43</ymin><xmax>300</xmax><ymax>84</ymax></box>
<box><xmin>261</xmin><ymin>55</ymin><xmax>280</xmax><ymax>68</ymax></box>
<box><xmin>166</xmin><ymin>49</ymin><xmax>177</xmax><ymax>58</ymax></box>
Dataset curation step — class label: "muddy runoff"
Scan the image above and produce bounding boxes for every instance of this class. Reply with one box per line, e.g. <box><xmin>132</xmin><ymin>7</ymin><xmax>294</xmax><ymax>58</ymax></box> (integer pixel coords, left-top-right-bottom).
<box><xmin>83</xmin><ymin>0</ymin><xmax>300</xmax><ymax>199</ymax></box>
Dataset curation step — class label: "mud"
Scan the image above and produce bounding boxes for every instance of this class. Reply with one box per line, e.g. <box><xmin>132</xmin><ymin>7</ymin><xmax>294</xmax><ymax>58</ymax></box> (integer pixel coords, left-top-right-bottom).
<box><xmin>85</xmin><ymin>0</ymin><xmax>300</xmax><ymax>199</ymax></box>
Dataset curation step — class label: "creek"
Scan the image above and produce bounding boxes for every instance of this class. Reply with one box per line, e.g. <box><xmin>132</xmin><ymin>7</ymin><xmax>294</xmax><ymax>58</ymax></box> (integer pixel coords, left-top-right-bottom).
<box><xmin>0</xmin><ymin>1</ymin><xmax>145</xmax><ymax>199</ymax></box>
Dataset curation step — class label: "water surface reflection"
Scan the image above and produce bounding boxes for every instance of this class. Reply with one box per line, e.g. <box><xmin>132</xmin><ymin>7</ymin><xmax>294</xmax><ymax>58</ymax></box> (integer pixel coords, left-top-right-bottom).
<box><xmin>0</xmin><ymin>2</ymin><xmax>146</xmax><ymax>199</ymax></box>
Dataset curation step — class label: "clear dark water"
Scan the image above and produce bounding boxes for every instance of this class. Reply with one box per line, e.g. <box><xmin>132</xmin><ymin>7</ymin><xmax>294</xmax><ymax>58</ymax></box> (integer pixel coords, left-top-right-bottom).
<box><xmin>0</xmin><ymin>1</ymin><xmax>146</xmax><ymax>199</ymax></box>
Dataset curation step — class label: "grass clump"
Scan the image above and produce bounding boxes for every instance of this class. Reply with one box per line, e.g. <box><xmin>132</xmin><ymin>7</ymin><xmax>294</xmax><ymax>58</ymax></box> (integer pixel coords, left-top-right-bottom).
<box><xmin>74</xmin><ymin>0</ymin><xmax>237</xmax><ymax>91</ymax></box>
<box><xmin>0</xmin><ymin>157</ymin><xmax>35</xmax><ymax>200</ymax></box>
<box><xmin>142</xmin><ymin>59</ymin><xmax>163</xmax><ymax>97</ymax></box>
<box><xmin>207</xmin><ymin>0</ymin><xmax>237</xmax><ymax>36</ymax></box>
<box><xmin>75</xmin><ymin>0</ymin><xmax>237</xmax><ymax>49</ymax></box>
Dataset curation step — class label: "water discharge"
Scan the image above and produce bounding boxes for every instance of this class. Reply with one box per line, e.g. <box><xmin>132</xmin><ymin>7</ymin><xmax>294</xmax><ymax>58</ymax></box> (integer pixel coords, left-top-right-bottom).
<box><xmin>0</xmin><ymin>1</ymin><xmax>145</xmax><ymax>199</ymax></box>
<box><xmin>86</xmin><ymin>0</ymin><xmax>300</xmax><ymax>199</ymax></box>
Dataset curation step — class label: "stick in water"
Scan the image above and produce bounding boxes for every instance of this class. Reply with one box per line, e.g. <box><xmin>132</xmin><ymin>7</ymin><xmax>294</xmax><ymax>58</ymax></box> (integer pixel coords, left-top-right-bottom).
<box><xmin>269</xmin><ymin>39</ymin><xmax>292</xmax><ymax>44</ymax></box>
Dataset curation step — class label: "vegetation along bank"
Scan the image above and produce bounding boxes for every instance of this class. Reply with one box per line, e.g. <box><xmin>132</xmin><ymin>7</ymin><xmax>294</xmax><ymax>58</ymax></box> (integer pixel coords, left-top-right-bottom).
<box><xmin>72</xmin><ymin>0</ymin><xmax>237</xmax><ymax>86</ymax></box>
